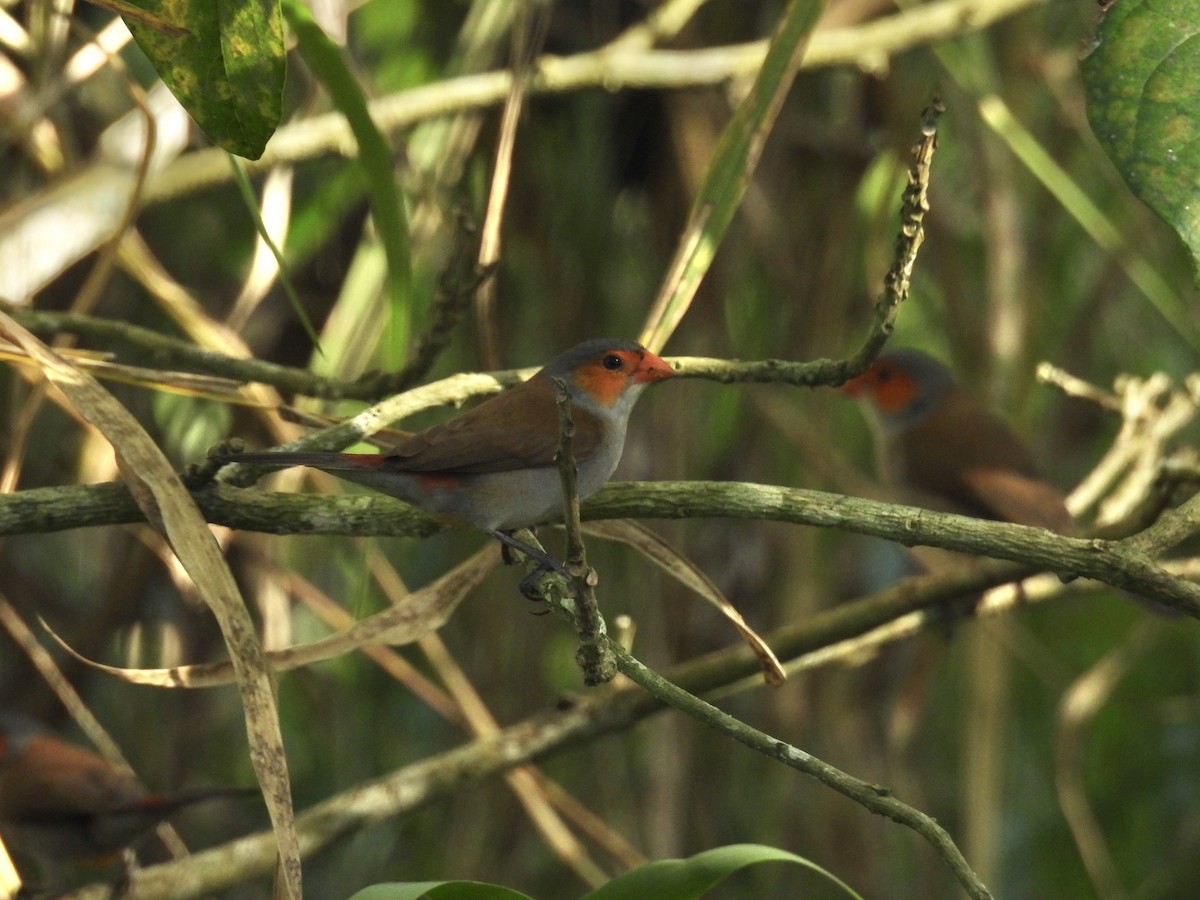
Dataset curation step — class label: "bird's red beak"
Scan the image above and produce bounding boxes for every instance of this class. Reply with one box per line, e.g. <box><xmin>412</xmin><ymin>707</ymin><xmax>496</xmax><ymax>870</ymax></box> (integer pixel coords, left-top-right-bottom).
<box><xmin>633</xmin><ymin>351</ymin><xmax>675</xmax><ymax>384</ymax></box>
<box><xmin>840</xmin><ymin>373</ymin><xmax>868</xmax><ymax>397</ymax></box>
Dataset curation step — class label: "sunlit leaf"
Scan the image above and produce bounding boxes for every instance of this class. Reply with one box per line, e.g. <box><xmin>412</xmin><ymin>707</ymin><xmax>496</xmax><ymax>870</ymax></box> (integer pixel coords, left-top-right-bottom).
<box><xmin>125</xmin><ymin>0</ymin><xmax>285</xmax><ymax>158</ymax></box>
<box><xmin>1081</xmin><ymin>0</ymin><xmax>1200</xmax><ymax>280</ymax></box>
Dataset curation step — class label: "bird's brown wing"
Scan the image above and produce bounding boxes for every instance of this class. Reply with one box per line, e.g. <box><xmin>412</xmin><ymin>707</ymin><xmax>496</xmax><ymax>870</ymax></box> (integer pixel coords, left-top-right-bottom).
<box><xmin>384</xmin><ymin>376</ymin><xmax>604</xmax><ymax>474</ymax></box>
<box><xmin>0</xmin><ymin>737</ymin><xmax>145</xmax><ymax>819</ymax></box>
<box><xmin>897</xmin><ymin>389</ymin><xmax>1072</xmax><ymax>532</ymax></box>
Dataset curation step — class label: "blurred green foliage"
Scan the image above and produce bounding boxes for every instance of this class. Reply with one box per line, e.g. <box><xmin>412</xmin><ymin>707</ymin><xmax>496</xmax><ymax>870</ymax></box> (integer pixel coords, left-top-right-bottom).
<box><xmin>1</xmin><ymin>0</ymin><xmax>1199</xmax><ymax>898</ymax></box>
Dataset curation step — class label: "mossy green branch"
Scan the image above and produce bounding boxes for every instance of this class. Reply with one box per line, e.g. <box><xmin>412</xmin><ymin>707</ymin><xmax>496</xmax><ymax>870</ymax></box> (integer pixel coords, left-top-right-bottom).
<box><xmin>3</xmin><ymin>479</ymin><xmax>1197</xmax><ymax>615</ymax></box>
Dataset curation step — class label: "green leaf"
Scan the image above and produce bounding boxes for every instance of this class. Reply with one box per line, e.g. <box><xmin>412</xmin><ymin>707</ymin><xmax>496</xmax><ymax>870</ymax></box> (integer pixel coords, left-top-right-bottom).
<box><xmin>582</xmin><ymin>844</ymin><xmax>863</xmax><ymax>900</ymax></box>
<box><xmin>347</xmin><ymin>882</ymin><xmax>533</xmax><ymax>900</ymax></box>
<box><xmin>1081</xmin><ymin>0</ymin><xmax>1200</xmax><ymax>279</ymax></box>
<box><xmin>124</xmin><ymin>0</ymin><xmax>285</xmax><ymax>158</ymax></box>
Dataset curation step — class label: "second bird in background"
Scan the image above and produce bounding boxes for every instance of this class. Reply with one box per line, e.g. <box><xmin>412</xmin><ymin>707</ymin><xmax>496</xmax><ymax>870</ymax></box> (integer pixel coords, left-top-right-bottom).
<box><xmin>0</xmin><ymin>713</ymin><xmax>256</xmax><ymax>890</ymax></box>
<box><xmin>842</xmin><ymin>347</ymin><xmax>1073</xmax><ymax>536</ymax></box>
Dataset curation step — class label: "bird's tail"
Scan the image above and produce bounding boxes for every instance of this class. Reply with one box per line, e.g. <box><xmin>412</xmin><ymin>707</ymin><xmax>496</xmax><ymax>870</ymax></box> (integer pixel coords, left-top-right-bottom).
<box><xmin>221</xmin><ymin>451</ymin><xmax>386</xmax><ymax>472</ymax></box>
<box><xmin>88</xmin><ymin>787</ymin><xmax>260</xmax><ymax>851</ymax></box>
<box><xmin>133</xmin><ymin>785</ymin><xmax>260</xmax><ymax>815</ymax></box>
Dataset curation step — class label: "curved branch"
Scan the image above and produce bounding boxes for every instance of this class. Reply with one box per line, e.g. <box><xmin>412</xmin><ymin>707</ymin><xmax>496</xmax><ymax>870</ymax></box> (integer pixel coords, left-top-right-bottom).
<box><xmin>612</xmin><ymin>646</ymin><xmax>992</xmax><ymax>899</ymax></box>
<box><xmin>4</xmin><ymin>479</ymin><xmax>1197</xmax><ymax>615</ymax></box>
<box><xmin>8</xmin><ymin>305</ymin><xmax>886</xmax><ymax>398</ymax></box>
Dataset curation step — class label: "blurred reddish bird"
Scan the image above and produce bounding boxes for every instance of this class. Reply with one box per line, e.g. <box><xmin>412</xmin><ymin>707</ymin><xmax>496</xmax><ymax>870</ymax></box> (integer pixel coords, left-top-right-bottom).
<box><xmin>0</xmin><ymin>713</ymin><xmax>253</xmax><ymax>880</ymax></box>
<box><xmin>842</xmin><ymin>348</ymin><xmax>1072</xmax><ymax>534</ymax></box>
<box><xmin>223</xmin><ymin>338</ymin><xmax>675</xmax><ymax>567</ymax></box>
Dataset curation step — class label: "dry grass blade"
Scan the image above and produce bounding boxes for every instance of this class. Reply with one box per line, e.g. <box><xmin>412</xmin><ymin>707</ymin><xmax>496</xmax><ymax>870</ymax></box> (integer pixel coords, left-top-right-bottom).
<box><xmin>0</xmin><ymin>312</ymin><xmax>303</xmax><ymax>900</ymax></box>
<box><xmin>84</xmin><ymin>0</ymin><xmax>191</xmax><ymax>37</ymax></box>
<box><xmin>41</xmin><ymin>546</ymin><xmax>498</xmax><ymax>688</ymax></box>
<box><xmin>0</xmin><ymin>339</ymin><xmax>250</xmax><ymax>399</ymax></box>
<box><xmin>581</xmin><ymin>519</ymin><xmax>786</xmax><ymax>685</ymax></box>
<box><xmin>638</xmin><ymin>0</ymin><xmax>822</xmax><ymax>352</ymax></box>
<box><xmin>0</xmin><ymin>835</ymin><xmax>20</xmax><ymax>897</ymax></box>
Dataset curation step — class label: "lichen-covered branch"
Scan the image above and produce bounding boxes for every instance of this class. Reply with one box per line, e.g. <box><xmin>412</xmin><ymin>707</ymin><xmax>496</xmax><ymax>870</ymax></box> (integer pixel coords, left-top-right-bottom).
<box><xmin>4</xmin><ymin>479</ymin><xmax>1197</xmax><ymax>616</ymax></box>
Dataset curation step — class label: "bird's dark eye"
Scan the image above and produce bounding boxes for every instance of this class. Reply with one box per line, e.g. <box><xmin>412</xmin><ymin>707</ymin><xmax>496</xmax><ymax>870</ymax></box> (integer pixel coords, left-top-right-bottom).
<box><xmin>602</xmin><ymin>354</ymin><xmax>624</xmax><ymax>371</ymax></box>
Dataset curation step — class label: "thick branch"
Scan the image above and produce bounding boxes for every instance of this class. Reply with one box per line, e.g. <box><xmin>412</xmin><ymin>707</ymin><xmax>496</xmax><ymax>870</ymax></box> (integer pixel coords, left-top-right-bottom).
<box><xmin>4</xmin><ymin>480</ymin><xmax>1197</xmax><ymax>615</ymax></box>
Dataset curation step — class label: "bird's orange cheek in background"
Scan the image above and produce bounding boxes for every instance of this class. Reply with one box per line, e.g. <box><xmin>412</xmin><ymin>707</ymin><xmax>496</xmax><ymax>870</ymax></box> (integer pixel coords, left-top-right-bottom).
<box><xmin>873</xmin><ymin>376</ymin><xmax>919</xmax><ymax>414</ymax></box>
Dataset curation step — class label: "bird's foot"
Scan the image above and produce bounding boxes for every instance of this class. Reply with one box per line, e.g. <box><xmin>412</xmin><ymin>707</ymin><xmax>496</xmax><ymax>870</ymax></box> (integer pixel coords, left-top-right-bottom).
<box><xmin>499</xmin><ymin>530</ymin><xmax>530</xmax><ymax>567</ymax></box>
<box><xmin>490</xmin><ymin>530</ymin><xmax>572</xmax><ymax>602</ymax></box>
<box><xmin>518</xmin><ymin>566</ymin><xmax>557</xmax><ymax>606</ymax></box>
<box><xmin>183</xmin><ymin>439</ymin><xmax>247</xmax><ymax>487</ymax></box>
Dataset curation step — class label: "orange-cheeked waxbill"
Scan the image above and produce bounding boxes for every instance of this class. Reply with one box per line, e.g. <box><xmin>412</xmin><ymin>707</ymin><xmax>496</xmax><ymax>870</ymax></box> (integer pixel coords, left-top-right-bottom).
<box><xmin>842</xmin><ymin>348</ymin><xmax>1072</xmax><ymax>533</ymax></box>
<box><xmin>0</xmin><ymin>713</ymin><xmax>254</xmax><ymax>881</ymax></box>
<box><xmin>223</xmin><ymin>339</ymin><xmax>675</xmax><ymax>568</ymax></box>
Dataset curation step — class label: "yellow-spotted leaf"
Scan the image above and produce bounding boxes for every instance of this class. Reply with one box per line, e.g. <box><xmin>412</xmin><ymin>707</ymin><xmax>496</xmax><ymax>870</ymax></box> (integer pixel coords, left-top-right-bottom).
<box><xmin>1082</xmin><ymin>0</ymin><xmax>1200</xmax><ymax>280</ymax></box>
<box><xmin>125</xmin><ymin>0</ymin><xmax>284</xmax><ymax>158</ymax></box>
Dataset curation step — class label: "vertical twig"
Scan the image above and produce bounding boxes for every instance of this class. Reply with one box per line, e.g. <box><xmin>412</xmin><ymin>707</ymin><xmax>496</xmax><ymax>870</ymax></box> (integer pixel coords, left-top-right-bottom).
<box><xmin>845</xmin><ymin>97</ymin><xmax>944</xmax><ymax>378</ymax></box>
<box><xmin>551</xmin><ymin>376</ymin><xmax>615</xmax><ymax>685</ymax></box>
<box><xmin>474</xmin><ymin>0</ymin><xmax>550</xmax><ymax>367</ymax></box>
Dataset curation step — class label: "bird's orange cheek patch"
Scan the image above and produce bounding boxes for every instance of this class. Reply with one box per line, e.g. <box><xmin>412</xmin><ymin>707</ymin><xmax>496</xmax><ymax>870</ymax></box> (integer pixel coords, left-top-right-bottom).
<box><xmin>573</xmin><ymin>367</ymin><xmax>625</xmax><ymax>406</ymax></box>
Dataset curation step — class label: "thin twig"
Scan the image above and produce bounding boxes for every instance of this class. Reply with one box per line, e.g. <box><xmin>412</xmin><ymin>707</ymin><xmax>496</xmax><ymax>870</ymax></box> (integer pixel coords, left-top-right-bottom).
<box><xmin>610</xmin><ymin>643</ymin><xmax>993</xmax><ymax>900</ymax></box>
<box><xmin>844</xmin><ymin>96</ymin><xmax>943</xmax><ymax>379</ymax></box>
<box><xmin>473</xmin><ymin>0</ymin><xmax>548</xmax><ymax>368</ymax></box>
<box><xmin>552</xmin><ymin>376</ymin><xmax>614</xmax><ymax>685</ymax></box>
<box><xmin>387</xmin><ymin>231</ymin><xmax>493</xmax><ymax>392</ymax></box>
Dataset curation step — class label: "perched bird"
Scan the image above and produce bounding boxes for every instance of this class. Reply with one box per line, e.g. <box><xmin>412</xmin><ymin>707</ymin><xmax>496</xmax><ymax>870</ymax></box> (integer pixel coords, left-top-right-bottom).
<box><xmin>841</xmin><ymin>348</ymin><xmax>1072</xmax><ymax>534</ymax></box>
<box><xmin>0</xmin><ymin>713</ymin><xmax>254</xmax><ymax>879</ymax></box>
<box><xmin>223</xmin><ymin>338</ymin><xmax>675</xmax><ymax>568</ymax></box>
